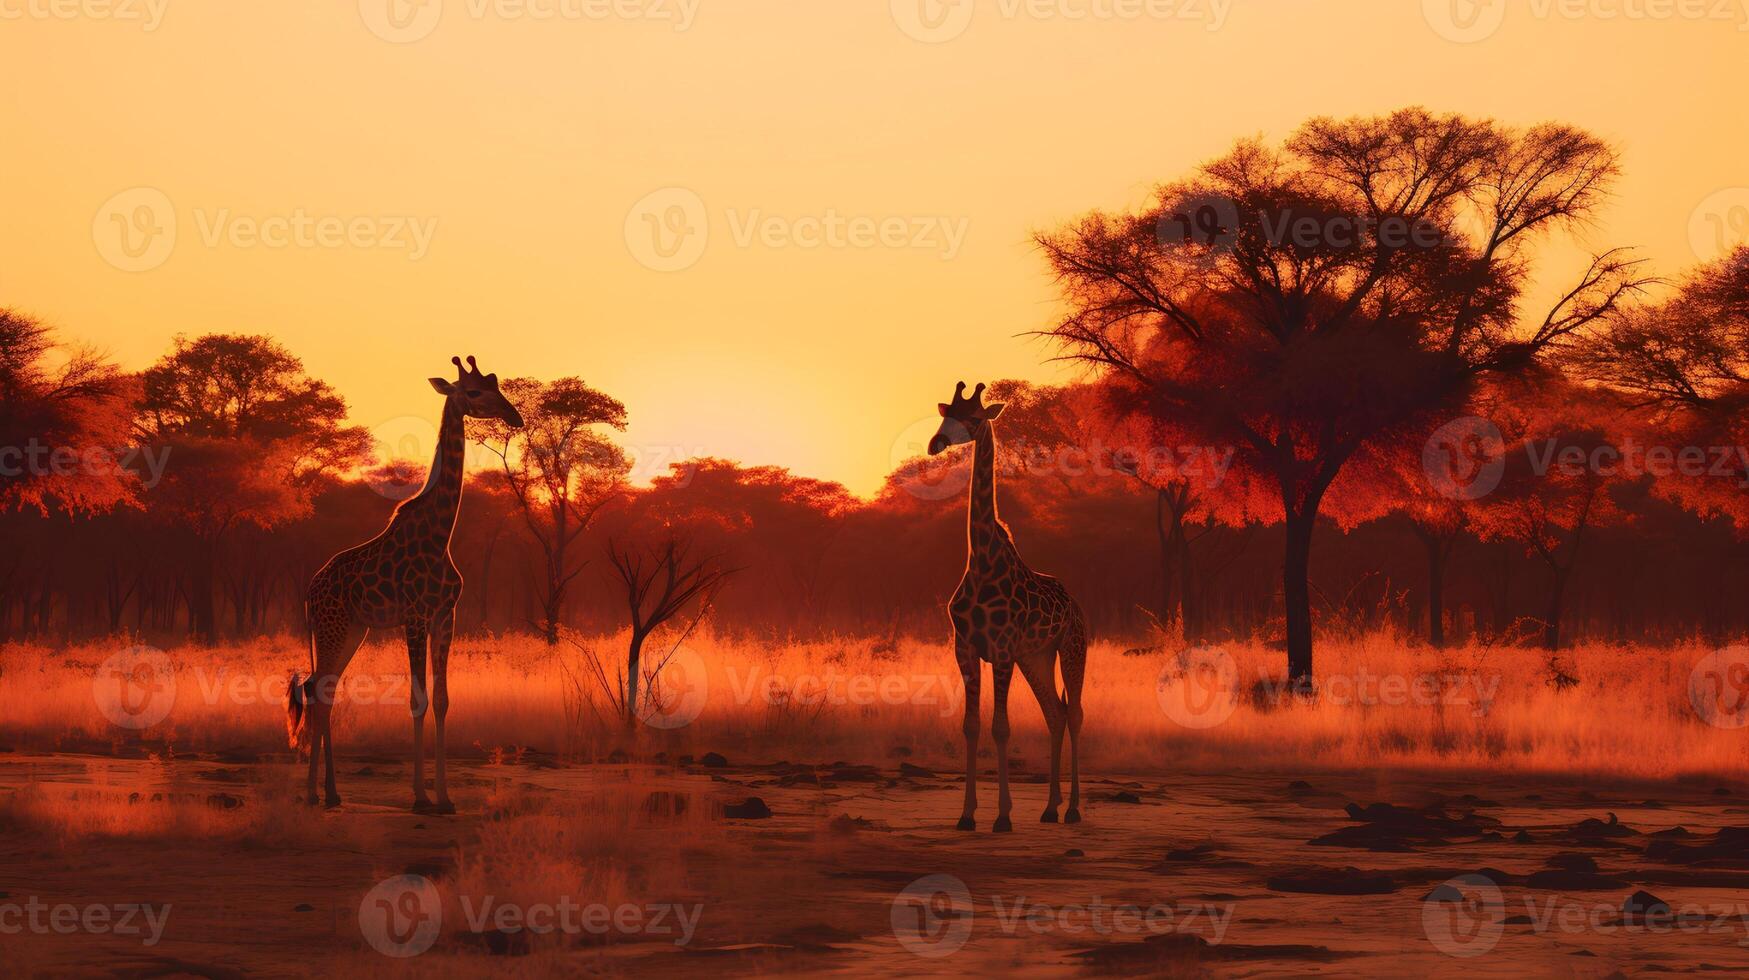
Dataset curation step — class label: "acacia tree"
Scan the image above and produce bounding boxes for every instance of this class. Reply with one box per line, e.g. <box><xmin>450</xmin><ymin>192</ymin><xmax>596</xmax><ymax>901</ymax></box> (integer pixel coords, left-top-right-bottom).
<box><xmin>473</xmin><ymin>377</ymin><xmax>628</xmax><ymax>645</ymax></box>
<box><xmin>135</xmin><ymin>334</ymin><xmax>367</xmax><ymax>642</ymax></box>
<box><xmin>1037</xmin><ymin>108</ymin><xmax>1647</xmax><ymax>684</ymax></box>
<box><xmin>0</xmin><ymin>310</ymin><xmax>136</xmax><ymax>515</ymax></box>
<box><xmin>1470</xmin><ymin>378</ymin><xmax>1628</xmax><ymax>649</ymax></box>
<box><xmin>1572</xmin><ymin>247</ymin><xmax>1749</xmax><ymax>524</ymax></box>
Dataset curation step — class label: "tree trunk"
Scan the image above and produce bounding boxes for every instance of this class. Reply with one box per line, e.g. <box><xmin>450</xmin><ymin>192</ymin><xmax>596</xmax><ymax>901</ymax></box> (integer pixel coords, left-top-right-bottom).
<box><xmin>1283</xmin><ymin>511</ymin><xmax>1315</xmax><ymax>686</ymax></box>
<box><xmin>623</xmin><ymin>629</ymin><xmax>646</xmax><ymax>730</ymax></box>
<box><xmin>1176</xmin><ymin>527</ymin><xmax>1199</xmax><ymax>642</ymax></box>
<box><xmin>189</xmin><ymin>541</ymin><xmax>218</xmax><ymax>644</ymax></box>
<box><xmin>1543</xmin><ymin>566</ymin><xmax>1569</xmax><ymax>651</ymax></box>
<box><xmin>1154</xmin><ymin>489</ymin><xmax>1176</xmax><ymax>629</ymax></box>
<box><xmin>1416</xmin><ymin>526</ymin><xmax>1451</xmax><ymax>648</ymax></box>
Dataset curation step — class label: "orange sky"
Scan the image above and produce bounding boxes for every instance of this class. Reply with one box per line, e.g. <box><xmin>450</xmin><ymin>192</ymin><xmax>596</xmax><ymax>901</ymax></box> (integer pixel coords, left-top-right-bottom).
<box><xmin>2</xmin><ymin>0</ymin><xmax>1746</xmax><ymax>496</ymax></box>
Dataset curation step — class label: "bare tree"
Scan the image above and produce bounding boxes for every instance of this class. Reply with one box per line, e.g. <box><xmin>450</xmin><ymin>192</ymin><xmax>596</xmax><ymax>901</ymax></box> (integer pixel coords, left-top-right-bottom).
<box><xmin>605</xmin><ymin>537</ymin><xmax>735</xmax><ymax>729</ymax></box>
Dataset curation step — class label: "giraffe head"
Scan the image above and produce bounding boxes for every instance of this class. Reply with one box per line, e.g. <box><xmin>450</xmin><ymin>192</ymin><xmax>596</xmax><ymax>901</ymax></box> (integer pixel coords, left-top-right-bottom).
<box><xmin>928</xmin><ymin>381</ymin><xmax>1005</xmax><ymax>455</ymax></box>
<box><xmin>429</xmin><ymin>355</ymin><xmax>525</xmax><ymax>427</ymax></box>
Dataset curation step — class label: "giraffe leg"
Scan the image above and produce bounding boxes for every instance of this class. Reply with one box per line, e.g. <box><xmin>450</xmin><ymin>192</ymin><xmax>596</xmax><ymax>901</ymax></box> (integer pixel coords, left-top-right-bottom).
<box><xmin>956</xmin><ymin>640</ymin><xmax>980</xmax><ymax>831</ymax></box>
<box><xmin>1018</xmin><ymin>653</ymin><xmax>1066</xmax><ymax>823</ymax></box>
<box><xmin>1061</xmin><ymin>624</ymin><xmax>1086</xmax><ymax>825</ymax></box>
<box><xmin>309</xmin><ymin>620</ymin><xmax>367</xmax><ymax>808</ymax></box>
<box><xmin>406</xmin><ymin>624</ymin><xmax>433</xmax><ymax>812</ymax></box>
<box><xmin>991</xmin><ymin>659</ymin><xmax>1014</xmax><ymax>833</ymax></box>
<box><xmin>431</xmin><ymin>609</ymin><xmax>456</xmax><ymax>815</ymax></box>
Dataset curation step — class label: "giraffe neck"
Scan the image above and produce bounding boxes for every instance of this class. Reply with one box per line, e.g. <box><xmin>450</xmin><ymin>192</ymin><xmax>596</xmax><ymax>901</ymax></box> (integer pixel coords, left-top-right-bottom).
<box><xmin>967</xmin><ymin>424</ymin><xmax>1010</xmax><ymax>555</ymax></box>
<box><xmin>404</xmin><ymin>397</ymin><xmax>468</xmax><ymax>539</ymax></box>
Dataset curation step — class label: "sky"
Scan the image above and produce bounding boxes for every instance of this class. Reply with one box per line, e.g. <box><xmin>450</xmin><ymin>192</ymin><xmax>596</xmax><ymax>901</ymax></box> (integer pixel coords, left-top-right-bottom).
<box><xmin>2</xmin><ymin>0</ymin><xmax>1747</xmax><ymax>496</ymax></box>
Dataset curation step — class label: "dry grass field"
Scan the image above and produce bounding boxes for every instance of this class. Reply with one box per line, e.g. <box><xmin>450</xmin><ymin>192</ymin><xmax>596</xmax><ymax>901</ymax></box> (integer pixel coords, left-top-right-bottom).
<box><xmin>5</xmin><ymin>632</ymin><xmax>1749</xmax><ymax>976</ymax></box>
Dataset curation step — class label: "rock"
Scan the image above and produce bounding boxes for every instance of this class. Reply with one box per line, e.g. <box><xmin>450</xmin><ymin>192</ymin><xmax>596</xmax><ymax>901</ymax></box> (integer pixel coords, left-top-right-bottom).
<box><xmin>1622</xmin><ymin>890</ymin><xmax>1671</xmax><ymax>924</ymax></box>
<box><xmin>1423</xmin><ymin>883</ymin><xmax>1465</xmax><ymax>902</ymax></box>
<box><xmin>701</xmin><ymin>752</ymin><xmax>729</xmax><ymax>768</ymax></box>
<box><xmin>293</xmin><ymin>903</ymin><xmax>314</xmax><ymax>912</ymax></box>
<box><xmin>1547</xmin><ymin>853</ymin><xmax>1599</xmax><ymax>873</ymax></box>
<box><xmin>899</xmin><ymin>763</ymin><xmax>934</xmax><ymax>778</ymax></box>
<box><xmin>723</xmin><ymin>797</ymin><xmax>772</xmax><ymax>819</ymax></box>
<box><xmin>1107</xmin><ymin>791</ymin><xmax>1142</xmax><ymax>804</ymax></box>
<box><xmin>1288</xmin><ymin>780</ymin><xmax>1314</xmax><ymax>792</ymax></box>
<box><xmin>1267</xmin><ymin>868</ymin><xmax>1397</xmax><ymax>895</ymax></box>
<box><xmin>1512</xmin><ymin>830</ymin><xmax>1534</xmax><ymax>844</ymax></box>
<box><xmin>1064</xmin><ymin>848</ymin><xmax>1084</xmax><ymax>857</ymax></box>
<box><xmin>1715</xmin><ymin>787</ymin><xmax>1732</xmax><ymax>797</ymax></box>
<box><xmin>206</xmin><ymin>793</ymin><xmax>244</xmax><ymax>810</ymax></box>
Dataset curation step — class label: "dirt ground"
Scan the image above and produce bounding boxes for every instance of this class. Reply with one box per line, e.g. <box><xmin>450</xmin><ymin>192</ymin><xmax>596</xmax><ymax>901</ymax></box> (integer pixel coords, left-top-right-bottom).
<box><xmin>5</xmin><ymin>749</ymin><xmax>1749</xmax><ymax>978</ymax></box>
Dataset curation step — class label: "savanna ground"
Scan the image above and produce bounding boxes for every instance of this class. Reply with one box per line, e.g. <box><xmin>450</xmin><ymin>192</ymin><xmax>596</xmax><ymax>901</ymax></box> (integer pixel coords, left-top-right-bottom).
<box><xmin>3</xmin><ymin>632</ymin><xmax>1749</xmax><ymax>977</ymax></box>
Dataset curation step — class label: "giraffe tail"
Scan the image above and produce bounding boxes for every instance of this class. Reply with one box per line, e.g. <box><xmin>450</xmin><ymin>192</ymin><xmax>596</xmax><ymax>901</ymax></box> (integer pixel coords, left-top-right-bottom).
<box><xmin>285</xmin><ymin>671</ymin><xmax>314</xmax><ymax>752</ymax></box>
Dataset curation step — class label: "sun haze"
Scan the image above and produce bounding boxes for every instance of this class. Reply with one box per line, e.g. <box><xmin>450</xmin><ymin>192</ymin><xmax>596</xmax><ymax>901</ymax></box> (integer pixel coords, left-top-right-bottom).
<box><xmin>2</xmin><ymin>0</ymin><xmax>1746</xmax><ymax>495</ymax></box>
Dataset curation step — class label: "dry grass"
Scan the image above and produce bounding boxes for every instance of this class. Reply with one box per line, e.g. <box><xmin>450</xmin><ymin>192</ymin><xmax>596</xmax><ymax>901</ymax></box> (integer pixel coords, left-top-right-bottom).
<box><xmin>0</xmin><ymin>630</ymin><xmax>1742</xmax><ymax>779</ymax></box>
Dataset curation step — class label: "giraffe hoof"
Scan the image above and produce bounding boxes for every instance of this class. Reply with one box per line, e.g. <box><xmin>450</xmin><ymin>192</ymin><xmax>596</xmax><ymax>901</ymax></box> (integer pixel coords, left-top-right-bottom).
<box><xmin>433</xmin><ymin>800</ymin><xmax>456</xmax><ymax>816</ymax></box>
<box><xmin>1065</xmin><ymin>808</ymin><xmax>1082</xmax><ymax>824</ymax></box>
<box><xmin>412</xmin><ymin>799</ymin><xmax>436</xmax><ymax>814</ymax></box>
<box><xmin>955</xmin><ymin>816</ymin><xmax>977</xmax><ymax>831</ymax></box>
<box><xmin>324</xmin><ymin>796</ymin><xmax>342</xmax><ymax>810</ymax></box>
<box><xmin>1040</xmin><ymin>809</ymin><xmax>1059</xmax><ymax>823</ymax></box>
<box><xmin>992</xmin><ymin>816</ymin><xmax>1013</xmax><ymax>833</ymax></box>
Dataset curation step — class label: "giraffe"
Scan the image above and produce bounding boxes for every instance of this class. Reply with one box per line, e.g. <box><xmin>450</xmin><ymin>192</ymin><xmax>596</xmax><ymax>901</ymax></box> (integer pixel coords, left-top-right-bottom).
<box><xmin>928</xmin><ymin>381</ymin><xmax>1087</xmax><ymax>832</ymax></box>
<box><xmin>286</xmin><ymin>355</ymin><xmax>523</xmax><ymax>812</ymax></box>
